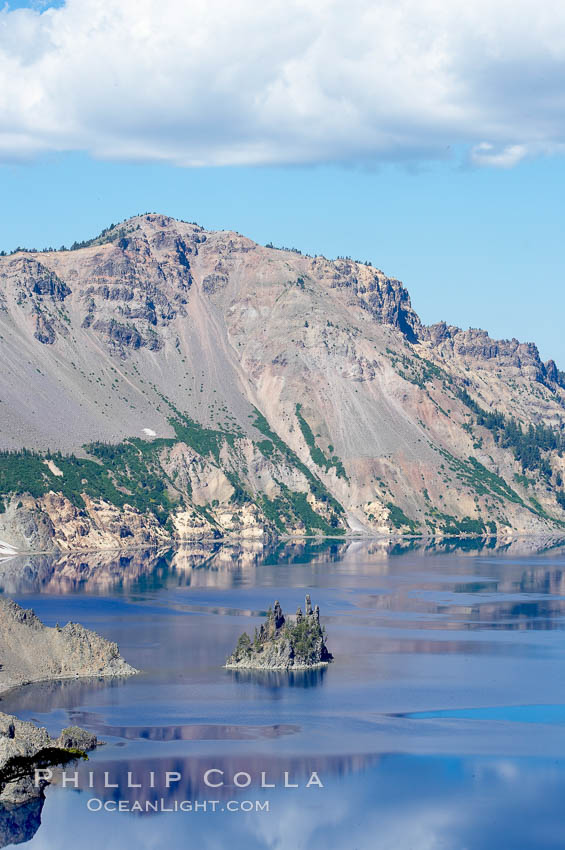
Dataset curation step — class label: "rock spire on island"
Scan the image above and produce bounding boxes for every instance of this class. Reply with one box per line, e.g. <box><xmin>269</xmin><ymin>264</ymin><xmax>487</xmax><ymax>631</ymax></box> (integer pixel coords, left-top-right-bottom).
<box><xmin>225</xmin><ymin>595</ymin><xmax>333</xmax><ymax>670</ymax></box>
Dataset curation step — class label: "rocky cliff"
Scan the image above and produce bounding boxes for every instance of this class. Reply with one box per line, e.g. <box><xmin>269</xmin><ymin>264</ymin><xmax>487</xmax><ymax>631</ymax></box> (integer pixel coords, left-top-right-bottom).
<box><xmin>1</xmin><ymin>213</ymin><xmax>565</xmax><ymax>547</ymax></box>
<box><xmin>0</xmin><ymin>712</ymin><xmax>97</xmax><ymax>811</ymax></box>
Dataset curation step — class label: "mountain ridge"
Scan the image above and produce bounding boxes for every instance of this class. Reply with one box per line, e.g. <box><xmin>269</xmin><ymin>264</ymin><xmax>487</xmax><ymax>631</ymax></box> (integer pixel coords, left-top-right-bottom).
<box><xmin>2</xmin><ymin>212</ymin><xmax>558</xmax><ymax>380</ymax></box>
<box><xmin>1</xmin><ymin>213</ymin><xmax>564</xmax><ymax>548</ymax></box>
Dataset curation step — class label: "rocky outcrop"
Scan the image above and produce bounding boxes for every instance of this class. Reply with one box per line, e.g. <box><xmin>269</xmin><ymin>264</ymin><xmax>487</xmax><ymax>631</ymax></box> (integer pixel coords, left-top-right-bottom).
<box><xmin>0</xmin><ymin>712</ymin><xmax>97</xmax><ymax>808</ymax></box>
<box><xmin>90</xmin><ymin>318</ymin><xmax>163</xmax><ymax>353</ymax></box>
<box><xmin>0</xmin><ymin>257</ymin><xmax>71</xmax><ymax>346</ymax></box>
<box><xmin>0</xmin><ymin>258</ymin><xmax>71</xmax><ymax>304</ymax></box>
<box><xmin>312</xmin><ymin>256</ymin><xmax>422</xmax><ymax>342</ymax></box>
<box><xmin>225</xmin><ymin>595</ymin><xmax>333</xmax><ymax>670</ymax></box>
<box><xmin>422</xmin><ymin>323</ymin><xmax>547</xmax><ymax>381</ymax></box>
<box><xmin>0</xmin><ymin>597</ymin><xmax>134</xmax><ymax>817</ymax></box>
<box><xmin>55</xmin><ymin>725</ymin><xmax>97</xmax><ymax>751</ymax></box>
<box><xmin>0</xmin><ymin>597</ymin><xmax>137</xmax><ymax>694</ymax></box>
<box><xmin>0</xmin><ymin>494</ymin><xmax>171</xmax><ymax>553</ymax></box>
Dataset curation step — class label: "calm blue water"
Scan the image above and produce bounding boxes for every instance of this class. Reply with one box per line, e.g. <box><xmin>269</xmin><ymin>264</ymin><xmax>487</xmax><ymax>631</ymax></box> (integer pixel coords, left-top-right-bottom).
<box><xmin>1</xmin><ymin>539</ymin><xmax>565</xmax><ymax>849</ymax></box>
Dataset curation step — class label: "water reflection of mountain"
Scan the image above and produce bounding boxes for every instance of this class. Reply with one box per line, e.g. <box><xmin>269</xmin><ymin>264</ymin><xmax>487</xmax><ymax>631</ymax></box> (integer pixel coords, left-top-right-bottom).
<box><xmin>1</xmin><ymin>536</ymin><xmax>565</xmax><ymax>595</ymax></box>
<box><xmin>0</xmin><ymin>674</ymin><xmax>128</xmax><ymax>715</ymax></box>
<box><xmin>0</xmin><ymin>751</ymin><xmax>380</xmax><ymax>844</ymax></box>
<box><xmin>12</xmin><ymin>753</ymin><xmax>565</xmax><ymax>850</ymax></box>
<box><xmin>0</xmin><ymin>548</ymin><xmax>175</xmax><ymax>595</ymax></box>
<box><xmin>0</xmin><ymin>751</ymin><xmax>378</xmax><ymax>844</ymax></box>
<box><xmin>0</xmin><ymin>797</ymin><xmax>43</xmax><ymax>848</ymax></box>
<box><xmin>355</xmin><ymin>559</ymin><xmax>565</xmax><ymax>633</ymax></box>
<box><xmin>52</xmin><ymin>752</ymin><xmax>381</xmax><ymax>805</ymax></box>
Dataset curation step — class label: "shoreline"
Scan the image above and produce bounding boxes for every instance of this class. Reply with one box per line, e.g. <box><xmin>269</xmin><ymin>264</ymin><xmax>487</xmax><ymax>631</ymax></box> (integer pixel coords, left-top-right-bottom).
<box><xmin>224</xmin><ymin>661</ymin><xmax>330</xmax><ymax>671</ymax></box>
<box><xmin>2</xmin><ymin>530</ymin><xmax>565</xmax><ymax>557</ymax></box>
<box><xmin>0</xmin><ymin>669</ymin><xmax>138</xmax><ymax>699</ymax></box>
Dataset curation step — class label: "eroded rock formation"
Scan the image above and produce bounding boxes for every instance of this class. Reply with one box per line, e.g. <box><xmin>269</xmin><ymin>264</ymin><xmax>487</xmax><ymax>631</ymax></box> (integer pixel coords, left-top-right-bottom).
<box><xmin>225</xmin><ymin>595</ymin><xmax>333</xmax><ymax>670</ymax></box>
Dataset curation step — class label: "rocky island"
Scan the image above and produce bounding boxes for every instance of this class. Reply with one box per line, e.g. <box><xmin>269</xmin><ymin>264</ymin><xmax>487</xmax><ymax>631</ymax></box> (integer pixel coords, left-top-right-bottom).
<box><xmin>225</xmin><ymin>595</ymin><xmax>333</xmax><ymax>670</ymax></box>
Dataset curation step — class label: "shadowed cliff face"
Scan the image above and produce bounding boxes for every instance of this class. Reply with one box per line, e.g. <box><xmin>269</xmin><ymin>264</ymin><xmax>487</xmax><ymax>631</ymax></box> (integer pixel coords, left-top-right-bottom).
<box><xmin>1</xmin><ymin>213</ymin><xmax>565</xmax><ymax>545</ymax></box>
<box><xmin>0</xmin><ymin>795</ymin><xmax>43</xmax><ymax>848</ymax></box>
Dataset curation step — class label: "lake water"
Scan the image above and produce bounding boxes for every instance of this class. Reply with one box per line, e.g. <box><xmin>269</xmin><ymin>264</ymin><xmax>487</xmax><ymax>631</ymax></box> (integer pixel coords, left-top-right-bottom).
<box><xmin>1</xmin><ymin>538</ymin><xmax>565</xmax><ymax>849</ymax></box>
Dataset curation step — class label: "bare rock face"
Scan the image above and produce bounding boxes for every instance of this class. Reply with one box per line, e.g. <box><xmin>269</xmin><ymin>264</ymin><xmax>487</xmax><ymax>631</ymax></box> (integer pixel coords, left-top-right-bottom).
<box><xmin>90</xmin><ymin>318</ymin><xmax>163</xmax><ymax>353</ymax></box>
<box><xmin>0</xmin><ymin>257</ymin><xmax>71</xmax><ymax>346</ymax></box>
<box><xmin>0</xmin><ymin>597</ymin><xmax>137</xmax><ymax>694</ymax></box>
<box><xmin>0</xmin><ymin>712</ymin><xmax>97</xmax><ymax>807</ymax></box>
<box><xmin>225</xmin><ymin>596</ymin><xmax>333</xmax><ymax>670</ymax></box>
<box><xmin>0</xmin><ymin>713</ymin><xmax>51</xmax><ymax>806</ymax></box>
<box><xmin>311</xmin><ymin>256</ymin><xmax>422</xmax><ymax>342</ymax></box>
<box><xmin>2</xmin><ymin>213</ymin><xmax>565</xmax><ymax>544</ymax></box>
<box><xmin>55</xmin><ymin>726</ymin><xmax>97</xmax><ymax>751</ymax></box>
<box><xmin>423</xmin><ymin>323</ymin><xmax>547</xmax><ymax>380</ymax></box>
<box><xmin>544</xmin><ymin>359</ymin><xmax>559</xmax><ymax>384</ymax></box>
<box><xmin>0</xmin><ymin>495</ymin><xmax>171</xmax><ymax>553</ymax></box>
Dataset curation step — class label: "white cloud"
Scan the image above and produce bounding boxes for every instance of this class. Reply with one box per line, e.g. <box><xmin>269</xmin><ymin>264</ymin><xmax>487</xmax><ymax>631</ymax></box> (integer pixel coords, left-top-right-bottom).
<box><xmin>470</xmin><ymin>142</ymin><xmax>529</xmax><ymax>168</ymax></box>
<box><xmin>1</xmin><ymin>0</ymin><xmax>565</xmax><ymax>167</ymax></box>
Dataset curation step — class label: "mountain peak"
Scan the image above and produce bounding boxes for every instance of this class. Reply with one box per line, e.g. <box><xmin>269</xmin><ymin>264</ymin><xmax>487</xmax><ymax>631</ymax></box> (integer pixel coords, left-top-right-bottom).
<box><xmin>2</xmin><ymin>213</ymin><xmax>565</xmax><ymax>548</ymax></box>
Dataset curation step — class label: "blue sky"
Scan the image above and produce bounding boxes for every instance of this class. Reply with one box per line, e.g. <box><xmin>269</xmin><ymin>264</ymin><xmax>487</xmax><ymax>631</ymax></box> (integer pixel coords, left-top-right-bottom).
<box><xmin>2</xmin><ymin>152</ymin><xmax>562</xmax><ymax>364</ymax></box>
<box><xmin>0</xmin><ymin>0</ymin><xmax>564</xmax><ymax>364</ymax></box>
